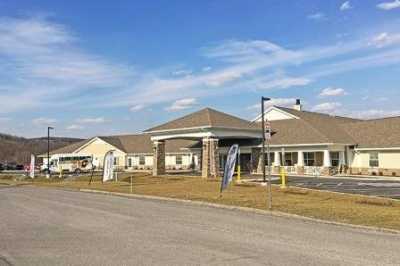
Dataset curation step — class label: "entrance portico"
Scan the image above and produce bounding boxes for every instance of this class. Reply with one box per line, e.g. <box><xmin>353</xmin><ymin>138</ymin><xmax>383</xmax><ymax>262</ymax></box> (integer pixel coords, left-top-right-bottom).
<box><xmin>144</xmin><ymin>108</ymin><xmax>261</xmax><ymax>178</ymax></box>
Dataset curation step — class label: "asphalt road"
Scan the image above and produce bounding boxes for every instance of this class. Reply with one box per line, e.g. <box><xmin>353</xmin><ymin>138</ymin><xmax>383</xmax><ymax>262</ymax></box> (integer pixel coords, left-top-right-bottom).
<box><xmin>267</xmin><ymin>176</ymin><xmax>400</xmax><ymax>199</ymax></box>
<box><xmin>1</xmin><ymin>186</ymin><xmax>400</xmax><ymax>266</ymax></box>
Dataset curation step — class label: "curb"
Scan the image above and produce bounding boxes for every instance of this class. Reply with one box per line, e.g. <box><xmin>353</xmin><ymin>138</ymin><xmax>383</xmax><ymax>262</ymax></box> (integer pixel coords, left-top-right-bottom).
<box><xmin>79</xmin><ymin>188</ymin><xmax>400</xmax><ymax>235</ymax></box>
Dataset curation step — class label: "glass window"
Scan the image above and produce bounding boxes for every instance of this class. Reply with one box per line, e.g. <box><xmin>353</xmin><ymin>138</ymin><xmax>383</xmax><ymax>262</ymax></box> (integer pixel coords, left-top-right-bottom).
<box><xmin>139</xmin><ymin>156</ymin><xmax>146</xmax><ymax>165</ymax></box>
<box><xmin>175</xmin><ymin>155</ymin><xmax>183</xmax><ymax>165</ymax></box>
<box><xmin>113</xmin><ymin>157</ymin><xmax>118</xmax><ymax>165</ymax></box>
<box><xmin>331</xmin><ymin>152</ymin><xmax>340</xmax><ymax>167</ymax></box>
<box><xmin>263</xmin><ymin>153</ymin><xmax>274</xmax><ymax>166</ymax></box>
<box><xmin>304</xmin><ymin>152</ymin><xmax>315</xmax><ymax>166</ymax></box>
<box><xmin>128</xmin><ymin>158</ymin><xmax>132</xmax><ymax>167</ymax></box>
<box><xmin>369</xmin><ymin>152</ymin><xmax>379</xmax><ymax>167</ymax></box>
<box><xmin>283</xmin><ymin>153</ymin><xmax>297</xmax><ymax>166</ymax></box>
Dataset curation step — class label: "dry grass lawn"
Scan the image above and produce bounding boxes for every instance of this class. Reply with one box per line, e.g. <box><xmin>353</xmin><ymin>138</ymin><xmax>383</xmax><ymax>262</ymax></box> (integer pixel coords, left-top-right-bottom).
<box><xmin>4</xmin><ymin>173</ymin><xmax>400</xmax><ymax>231</ymax></box>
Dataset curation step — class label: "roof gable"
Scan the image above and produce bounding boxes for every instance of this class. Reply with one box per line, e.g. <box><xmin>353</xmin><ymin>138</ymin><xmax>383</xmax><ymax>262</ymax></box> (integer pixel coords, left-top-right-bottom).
<box><xmin>145</xmin><ymin>107</ymin><xmax>257</xmax><ymax>132</ymax></box>
<box><xmin>253</xmin><ymin>106</ymin><xmax>299</xmax><ymax>122</ymax></box>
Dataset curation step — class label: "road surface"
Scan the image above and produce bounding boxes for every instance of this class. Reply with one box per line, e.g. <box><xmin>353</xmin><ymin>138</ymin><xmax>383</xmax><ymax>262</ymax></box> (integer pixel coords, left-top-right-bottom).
<box><xmin>1</xmin><ymin>186</ymin><xmax>399</xmax><ymax>266</ymax></box>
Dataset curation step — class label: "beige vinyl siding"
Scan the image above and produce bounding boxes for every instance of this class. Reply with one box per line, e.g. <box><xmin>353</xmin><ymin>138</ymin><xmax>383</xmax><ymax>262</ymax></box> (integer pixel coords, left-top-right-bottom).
<box><xmin>378</xmin><ymin>151</ymin><xmax>400</xmax><ymax>169</ymax></box>
<box><xmin>351</xmin><ymin>150</ymin><xmax>400</xmax><ymax>169</ymax></box>
<box><xmin>76</xmin><ymin>138</ymin><xmax>126</xmax><ymax>168</ymax></box>
<box><xmin>351</xmin><ymin>152</ymin><xmax>368</xmax><ymax>168</ymax></box>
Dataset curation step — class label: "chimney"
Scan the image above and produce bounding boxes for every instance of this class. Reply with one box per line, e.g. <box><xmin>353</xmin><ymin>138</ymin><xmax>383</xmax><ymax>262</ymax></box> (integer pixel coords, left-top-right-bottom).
<box><xmin>293</xmin><ymin>99</ymin><xmax>302</xmax><ymax>111</ymax></box>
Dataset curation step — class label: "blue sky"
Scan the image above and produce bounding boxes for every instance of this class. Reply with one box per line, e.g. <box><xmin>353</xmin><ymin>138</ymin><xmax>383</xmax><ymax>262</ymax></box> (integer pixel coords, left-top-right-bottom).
<box><xmin>0</xmin><ymin>0</ymin><xmax>400</xmax><ymax>138</ymax></box>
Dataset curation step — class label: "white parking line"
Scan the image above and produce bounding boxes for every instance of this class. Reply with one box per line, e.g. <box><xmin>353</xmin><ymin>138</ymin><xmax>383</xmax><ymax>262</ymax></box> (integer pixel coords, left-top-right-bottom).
<box><xmin>357</xmin><ymin>182</ymin><xmax>400</xmax><ymax>188</ymax></box>
<box><xmin>336</xmin><ymin>182</ymin><xmax>343</xmax><ymax>187</ymax></box>
<box><xmin>316</xmin><ymin>183</ymin><xmax>323</xmax><ymax>187</ymax></box>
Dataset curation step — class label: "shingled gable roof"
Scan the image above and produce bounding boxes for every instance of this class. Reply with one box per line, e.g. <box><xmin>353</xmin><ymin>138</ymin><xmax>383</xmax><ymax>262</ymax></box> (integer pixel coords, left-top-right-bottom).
<box><xmin>262</xmin><ymin>106</ymin><xmax>360</xmax><ymax>145</ymax></box>
<box><xmin>341</xmin><ymin>116</ymin><xmax>400</xmax><ymax>148</ymax></box>
<box><xmin>144</xmin><ymin>107</ymin><xmax>259</xmax><ymax>132</ymax></box>
<box><xmin>97</xmin><ymin>134</ymin><xmax>199</xmax><ymax>153</ymax></box>
<box><xmin>45</xmin><ymin>139</ymin><xmax>92</xmax><ymax>156</ymax></box>
<box><xmin>45</xmin><ymin>134</ymin><xmax>199</xmax><ymax>156</ymax></box>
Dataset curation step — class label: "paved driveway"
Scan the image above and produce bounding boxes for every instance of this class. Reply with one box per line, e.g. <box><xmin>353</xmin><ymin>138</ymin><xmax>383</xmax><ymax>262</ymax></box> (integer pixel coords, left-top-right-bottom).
<box><xmin>1</xmin><ymin>186</ymin><xmax>400</xmax><ymax>266</ymax></box>
<box><xmin>267</xmin><ymin>176</ymin><xmax>400</xmax><ymax>199</ymax></box>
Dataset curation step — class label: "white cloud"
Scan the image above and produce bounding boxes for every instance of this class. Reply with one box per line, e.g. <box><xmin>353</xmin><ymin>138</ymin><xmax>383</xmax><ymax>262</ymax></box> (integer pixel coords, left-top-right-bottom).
<box><xmin>32</xmin><ymin>117</ymin><xmax>57</xmax><ymax>126</ymax></box>
<box><xmin>307</xmin><ymin>13</ymin><xmax>326</xmax><ymax>20</ymax></box>
<box><xmin>166</xmin><ymin>98</ymin><xmax>197</xmax><ymax>111</ymax></box>
<box><xmin>2</xmin><ymin>16</ymin><xmax>400</xmax><ymax>137</ymax></box>
<box><xmin>312</xmin><ymin>102</ymin><xmax>342</xmax><ymax>113</ymax></box>
<box><xmin>369</xmin><ymin>32</ymin><xmax>400</xmax><ymax>48</ymax></box>
<box><xmin>347</xmin><ymin>109</ymin><xmax>400</xmax><ymax>119</ymax></box>
<box><xmin>66</xmin><ymin>124</ymin><xmax>84</xmax><ymax>130</ymax></box>
<box><xmin>248</xmin><ymin>98</ymin><xmax>297</xmax><ymax>110</ymax></box>
<box><xmin>0</xmin><ymin>17</ymin><xmax>133</xmax><ymax>114</ymax></box>
<box><xmin>319</xmin><ymin>87</ymin><xmax>347</xmax><ymax>97</ymax></box>
<box><xmin>340</xmin><ymin>1</ymin><xmax>352</xmax><ymax>11</ymax></box>
<box><xmin>76</xmin><ymin>117</ymin><xmax>105</xmax><ymax>124</ymax></box>
<box><xmin>129</xmin><ymin>104</ymin><xmax>145</xmax><ymax>112</ymax></box>
<box><xmin>172</xmin><ymin>69</ymin><xmax>192</xmax><ymax>76</ymax></box>
<box><xmin>377</xmin><ymin>0</ymin><xmax>400</xmax><ymax>10</ymax></box>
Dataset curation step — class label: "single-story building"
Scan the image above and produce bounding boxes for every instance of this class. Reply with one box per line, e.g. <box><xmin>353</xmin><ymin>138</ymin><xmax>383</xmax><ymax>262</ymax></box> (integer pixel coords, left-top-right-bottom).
<box><xmin>40</xmin><ymin>135</ymin><xmax>201</xmax><ymax>172</ymax></box>
<box><xmin>42</xmin><ymin>99</ymin><xmax>400</xmax><ymax>178</ymax></box>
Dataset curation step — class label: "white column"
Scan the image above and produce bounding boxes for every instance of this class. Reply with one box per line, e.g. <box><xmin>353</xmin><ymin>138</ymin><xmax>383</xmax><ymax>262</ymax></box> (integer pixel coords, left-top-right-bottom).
<box><xmin>274</xmin><ymin>151</ymin><xmax>281</xmax><ymax>166</ymax></box>
<box><xmin>339</xmin><ymin>151</ymin><xmax>345</xmax><ymax>165</ymax></box>
<box><xmin>297</xmin><ymin>151</ymin><xmax>304</xmax><ymax>166</ymax></box>
<box><xmin>323</xmin><ymin>150</ymin><xmax>331</xmax><ymax>167</ymax></box>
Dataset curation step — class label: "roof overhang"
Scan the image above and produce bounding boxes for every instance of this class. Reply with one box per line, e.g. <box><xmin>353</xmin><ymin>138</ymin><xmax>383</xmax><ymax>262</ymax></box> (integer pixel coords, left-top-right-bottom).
<box><xmin>149</xmin><ymin>126</ymin><xmax>262</xmax><ymax>141</ymax></box>
<box><xmin>354</xmin><ymin>147</ymin><xmax>400</xmax><ymax>151</ymax></box>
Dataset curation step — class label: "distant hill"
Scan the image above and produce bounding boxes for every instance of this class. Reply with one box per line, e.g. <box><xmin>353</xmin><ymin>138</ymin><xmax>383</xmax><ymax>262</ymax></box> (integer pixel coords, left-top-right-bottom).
<box><xmin>0</xmin><ymin>133</ymin><xmax>82</xmax><ymax>165</ymax></box>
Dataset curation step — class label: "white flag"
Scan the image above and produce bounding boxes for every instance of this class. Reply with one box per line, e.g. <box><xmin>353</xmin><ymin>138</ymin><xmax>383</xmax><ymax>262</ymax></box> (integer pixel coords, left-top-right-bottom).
<box><xmin>29</xmin><ymin>154</ymin><xmax>35</xmax><ymax>179</ymax></box>
<box><xmin>103</xmin><ymin>151</ymin><xmax>114</xmax><ymax>182</ymax></box>
<box><xmin>221</xmin><ymin>144</ymin><xmax>239</xmax><ymax>192</ymax></box>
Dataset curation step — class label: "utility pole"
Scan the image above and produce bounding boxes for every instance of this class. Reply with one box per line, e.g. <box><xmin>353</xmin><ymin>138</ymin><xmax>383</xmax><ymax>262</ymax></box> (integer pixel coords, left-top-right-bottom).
<box><xmin>47</xmin><ymin>126</ymin><xmax>54</xmax><ymax>179</ymax></box>
<box><xmin>261</xmin><ymin>97</ymin><xmax>272</xmax><ymax>210</ymax></box>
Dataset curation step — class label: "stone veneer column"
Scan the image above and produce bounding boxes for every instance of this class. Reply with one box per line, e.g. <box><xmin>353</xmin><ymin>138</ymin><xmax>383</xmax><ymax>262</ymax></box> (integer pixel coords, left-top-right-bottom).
<box><xmin>202</xmin><ymin>138</ymin><xmax>219</xmax><ymax>179</ymax></box>
<box><xmin>152</xmin><ymin>140</ymin><xmax>165</xmax><ymax>176</ymax></box>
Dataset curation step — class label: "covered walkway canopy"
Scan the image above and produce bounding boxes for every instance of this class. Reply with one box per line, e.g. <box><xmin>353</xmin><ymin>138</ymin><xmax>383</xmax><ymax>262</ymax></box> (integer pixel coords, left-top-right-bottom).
<box><xmin>144</xmin><ymin>108</ymin><xmax>262</xmax><ymax>178</ymax></box>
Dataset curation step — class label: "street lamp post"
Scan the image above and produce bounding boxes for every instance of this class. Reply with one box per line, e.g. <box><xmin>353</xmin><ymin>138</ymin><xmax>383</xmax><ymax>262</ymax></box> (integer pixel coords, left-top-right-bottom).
<box><xmin>261</xmin><ymin>97</ymin><xmax>272</xmax><ymax>210</ymax></box>
<box><xmin>47</xmin><ymin>126</ymin><xmax>54</xmax><ymax>179</ymax></box>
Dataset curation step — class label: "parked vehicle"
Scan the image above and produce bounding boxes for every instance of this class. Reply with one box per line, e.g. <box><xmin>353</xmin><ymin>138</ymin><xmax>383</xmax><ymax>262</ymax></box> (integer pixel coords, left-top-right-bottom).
<box><xmin>0</xmin><ymin>163</ymin><xmax>3</xmax><ymax>171</ymax></box>
<box><xmin>41</xmin><ymin>154</ymin><xmax>94</xmax><ymax>174</ymax></box>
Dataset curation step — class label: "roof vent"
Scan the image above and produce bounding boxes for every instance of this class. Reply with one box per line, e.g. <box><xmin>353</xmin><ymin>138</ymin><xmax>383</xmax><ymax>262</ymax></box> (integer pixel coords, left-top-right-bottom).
<box><xmin>293</xmin><ymin>99</ymin><xmax>302</xmax><ymax>111</ymax></box>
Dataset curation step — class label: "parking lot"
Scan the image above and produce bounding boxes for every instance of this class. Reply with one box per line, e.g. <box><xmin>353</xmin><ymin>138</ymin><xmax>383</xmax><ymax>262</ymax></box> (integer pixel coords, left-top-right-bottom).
<box><xmin>267</xmin><ymin>175</ymin><xmax>400</xmax><ymax>200</ymax></box>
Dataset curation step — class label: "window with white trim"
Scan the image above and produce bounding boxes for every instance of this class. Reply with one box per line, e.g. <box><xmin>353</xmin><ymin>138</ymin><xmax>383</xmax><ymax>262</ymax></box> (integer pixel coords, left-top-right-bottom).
<box><xmin>304</xmin><ymin>152</ymin><xmax>315</xmax><ymax>166</ymax></box>
<box><xmin>175</xmin><ymin>155</ymin><xmax>183</xmax><ymax>165</ymax></box>
<box><xmin>331</xmin><ymin>152</ymin><xmax>340</xmax><ymax>167</ymax></box>
<box><xmin>369</xmin><ymin>152</ymin><xmax>379</xmax><ymax>167</ymax></box>
<box><xmin>139</xmin><ymin>156</ymin><xmax>146</xmax><ymax>165</ymax></box>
